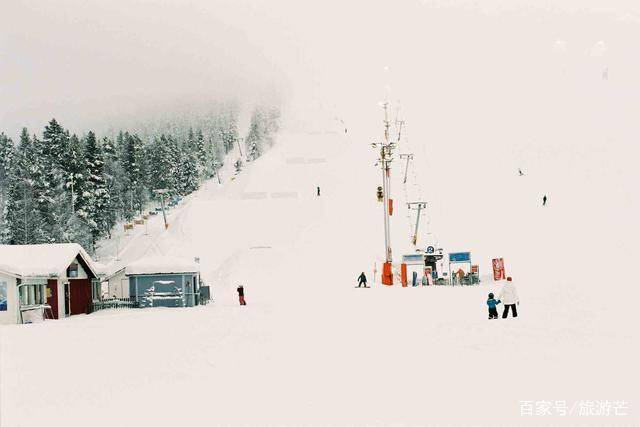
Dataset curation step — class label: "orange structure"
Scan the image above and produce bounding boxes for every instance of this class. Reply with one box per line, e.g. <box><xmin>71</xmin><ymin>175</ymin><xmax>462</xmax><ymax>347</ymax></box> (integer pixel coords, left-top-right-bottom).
<box><xmin>382</xmin><ymin>262</ymin><xmax>393</xmax><ymax>286</ymax></box>
<box><xmin>400</xmin><ymin>263</ymin><xmax>407</xmax><ymax>287</ymax></box>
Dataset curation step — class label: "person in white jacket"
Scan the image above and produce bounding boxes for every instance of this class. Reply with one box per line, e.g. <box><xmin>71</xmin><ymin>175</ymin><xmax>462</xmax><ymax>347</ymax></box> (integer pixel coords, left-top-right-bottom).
<box><xmin>498</xmin><ymin>276</ymin><xmax>519</xmax><ymax>318</ymax></box>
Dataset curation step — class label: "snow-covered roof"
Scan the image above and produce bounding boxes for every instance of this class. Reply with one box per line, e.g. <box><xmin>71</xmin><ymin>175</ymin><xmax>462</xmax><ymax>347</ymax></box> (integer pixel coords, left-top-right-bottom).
<box><xmin>124</xmin><ymin>255</ymin><xmax>200</xmax><ymax>276</ymax></box>
<box><xmin>0</xmin><ymin>243</ymin><xmax>98</xmax><ymax>278</ymax></box>
<box><xmin>92</xmin><ymin>261</ymin><xmax>108</xmax><ymax>277</ymax></box>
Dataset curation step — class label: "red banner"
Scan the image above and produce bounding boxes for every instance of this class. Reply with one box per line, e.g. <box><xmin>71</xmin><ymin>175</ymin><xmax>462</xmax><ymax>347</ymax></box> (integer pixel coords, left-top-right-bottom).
<box><xmin>492</xmin><ymin>258</ymin><xmax>505</xmax><ymax>281</ymax></box>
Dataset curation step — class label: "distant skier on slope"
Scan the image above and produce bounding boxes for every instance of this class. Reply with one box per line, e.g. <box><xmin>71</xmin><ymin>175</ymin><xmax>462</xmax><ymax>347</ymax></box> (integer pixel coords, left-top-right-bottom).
<box><xmin>357</xmin><ymin>272</ymin><xmax>368</xmax><ymax>288</ymax></box>
<box><xmin>543</xmin><ymin>195</ymin><xmax>547</xmax><ymax>206</ymax></box>
<box><xmin>237</xmin><ymin>285</ymin><xmax>246</xmax><ymax>306</ymax></box>
<box><xmin>518</xmin><ymin>168</ymin><xmax>524</xmax><ymax>176</ymax></box>
<box><xmin>317</xmin><ymin>186</ymin><xmax>320</xmax><ymax>196</ymax></box>
<box><xmin>486</xmin><ymin>293</ymin><xmax>501</xmax><ymax>320</ymax></box>
<box><xmin>498</xmin><ymin>277</ymin><xmax>519</xmax><ymax>318</ymax></box>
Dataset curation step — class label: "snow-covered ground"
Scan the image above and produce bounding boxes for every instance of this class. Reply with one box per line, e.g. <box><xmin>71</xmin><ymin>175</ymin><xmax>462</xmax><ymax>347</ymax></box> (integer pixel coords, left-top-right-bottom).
<box><xmin>1</xmin><ymin>104</ymin><xmax>637</xmax><ymax>425</ymax></box>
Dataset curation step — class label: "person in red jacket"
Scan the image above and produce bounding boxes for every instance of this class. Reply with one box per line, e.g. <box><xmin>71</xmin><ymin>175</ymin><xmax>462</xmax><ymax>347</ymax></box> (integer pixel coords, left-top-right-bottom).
<box><xmin>237</xmin><ymin>285</ymin><xmax>246</xmax><ymax>306</ymax></box>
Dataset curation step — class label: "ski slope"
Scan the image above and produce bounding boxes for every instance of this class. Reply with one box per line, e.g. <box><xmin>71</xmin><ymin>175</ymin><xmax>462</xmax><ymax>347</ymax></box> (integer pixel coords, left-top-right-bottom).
<box><xmin>1</xmin><ymin>109</ymin><xmax>638</xmax><ymax>426</ymax></box>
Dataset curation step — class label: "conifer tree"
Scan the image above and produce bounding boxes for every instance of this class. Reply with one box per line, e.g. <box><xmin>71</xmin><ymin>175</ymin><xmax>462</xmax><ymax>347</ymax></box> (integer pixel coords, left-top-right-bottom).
<box><xmin>245</xmin><ymin>108</ymin><xmax>264</xmax><ymax>160</ymax></box>
<box><xmin>84</xmin><ymin>131</ymin><xmax>112</xmax><ymax>246</ymax></box>
<box><xmin>0</xmin><ymin>133</ymin><xmax>14</xmax><ymax>242</ymax></box>
<box><xmin>122</xmin><ymin>132</ymin><xmax>147</xmax><ymax>218</ymax></box>
<box><xmin>101</xmin><ymin>137</ymin><xmax>120</xmax><ymax>238</ymax></box>
<box><xmin>65</xmin><ymin>134</ymin><xmax>87</xmax><ymax>215</ymax></box>
<box><xmin>4</xmin><ymin>129</ymin><xmax>47</xmax><ymax>244</ymax></box>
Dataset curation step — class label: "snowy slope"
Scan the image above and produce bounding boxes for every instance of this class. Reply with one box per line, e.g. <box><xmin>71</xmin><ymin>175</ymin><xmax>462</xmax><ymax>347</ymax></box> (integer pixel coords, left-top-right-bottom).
<box><xmin>1</xmin><ymin>106</ymin><xmax>638</xmax><ymax>426</ymax></box>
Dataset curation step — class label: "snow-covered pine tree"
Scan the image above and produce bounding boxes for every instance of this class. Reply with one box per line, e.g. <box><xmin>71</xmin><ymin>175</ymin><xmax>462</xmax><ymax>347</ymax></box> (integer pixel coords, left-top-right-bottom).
<box><xmin>101</xmin><ymin>136</ymin><xmax>120</xmax><ymax>238</ymax></box>
<box><xmin>148</xmin><ymin>134</ymin><xmax>178</xmax><ymax>196</ymax></box>
<box><xmin>62</xmin><ymin>213</ymin><xmax>94</xmax><ymax>253</ymax></box>
<box><xmin>0</xmin><ymin>133</ymin><xmax>14</xmax><ymax>242</ymax></box>
<box><xmin>39</xmin><ymin>119</ymin><xmax>75</xmax><ymax>242</ymax></box>
<box><xmin>0</xmin><ymin>133</ymin><xmax>13</xmax><ymax>237</ymax></box>
<box><xmin>247</xmin><ymin>141</ymin><xmax>259</xmax><ymax>161</ymax></box>
<box><xmin>221</xmin><ymin>116</ymin><xmax>239</xmax><ymax>155</ymax></box>
<box><xmin>189</xmin><ymin>128</ymin><xmax>207</xmax><ymax>180</ymax></box>
<box><xmin>65</xmin><ymin>134</ymin><xmax>88</xmax><ymax>216</ymax></box>
<box><xmin>4</xmin><ymin>129</ymin><xmax>47</xmax><ymax>244</ymax></box>
<box><xmin>179</xmin><ymin>130</ymin><xmax>200</xmax><ymax>194</ymax></box>
<box><xmin>122</xmin><ymin>132</ymin><xmax>148</xmax><ymax>218</ymax></box>
<box><xmin>245</xmin><ymin>108</ymin><xmax>264</xmax><ymax>161</ymax></box>
<box><xmin>42</xmin><ymin>118</ymin><xmax>69</xmax><ymax>166</ymax></box>
<box><xmin>84</xmin><ymin>131</ymin><xmax>112</xmax><ymax>248</ymax></box>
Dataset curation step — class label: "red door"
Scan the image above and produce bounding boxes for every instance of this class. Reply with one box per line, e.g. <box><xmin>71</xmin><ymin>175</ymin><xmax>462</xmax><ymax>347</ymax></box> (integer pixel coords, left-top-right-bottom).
<box><xmin>46</xmin><ymin>279</ymin><xmax>58</xmax><ymax>319</ymax></box>
<box><xmin>69</xmin><ymin>279</ymin><xmax>92</xmax><ymax>315</ymax></box>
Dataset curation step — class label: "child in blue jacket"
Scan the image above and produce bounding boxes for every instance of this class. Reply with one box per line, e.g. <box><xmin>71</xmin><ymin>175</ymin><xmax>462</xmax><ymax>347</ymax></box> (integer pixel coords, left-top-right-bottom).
<box><xmin>487</xmin><ymin>293</ymin><xmax>501</xmax><ymax>319</ymax></box>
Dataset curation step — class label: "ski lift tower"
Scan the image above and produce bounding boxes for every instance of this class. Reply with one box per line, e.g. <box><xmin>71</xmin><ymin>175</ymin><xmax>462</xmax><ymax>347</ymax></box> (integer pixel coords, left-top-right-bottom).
<box><xmin>153</xmin><ymin>189</ymin><xmax>170</xmax><ymax>229</ymax></box>
<box><xmin>372</xmin><ymin>102</ymin><xmax>396</xmax><ymax>285</ymax></box>
<box><xmin>399</xmin><ymin>153</ymin><xmax>414</xmax><ymax>184</ymax></box>
<box><xmin>212</xmin><ymin>161</ymin><xmax>223</xmax><ymax>184</ymax></box>
<box><xmin>407</xmin><ymin>201</ymin><xmax>427</xmax><ymax>246</ymax></box>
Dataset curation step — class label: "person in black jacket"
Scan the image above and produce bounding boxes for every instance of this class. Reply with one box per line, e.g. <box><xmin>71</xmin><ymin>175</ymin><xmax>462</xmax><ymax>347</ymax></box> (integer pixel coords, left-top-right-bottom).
<box><xmin>357</xmin><ymin>272</ymin><xmax>368</xmax><ymax>288</ymax></box>
<box><xmin>237</xmin><ymin>285</ymin><xmax>246</xmax><ymax>305</ymax></box>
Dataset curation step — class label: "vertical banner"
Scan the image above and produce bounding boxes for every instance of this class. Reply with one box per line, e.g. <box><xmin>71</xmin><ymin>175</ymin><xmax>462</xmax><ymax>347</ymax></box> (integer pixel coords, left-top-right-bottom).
<box><xmin>492</xmin><ymin>258</ymin><xmax>505</xmax><ymax>281</ymax></box>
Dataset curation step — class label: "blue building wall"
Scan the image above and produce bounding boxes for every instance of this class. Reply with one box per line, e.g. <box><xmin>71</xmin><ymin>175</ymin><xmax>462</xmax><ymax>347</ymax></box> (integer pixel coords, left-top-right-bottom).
<box><xmin>129</xmin><ymin>273</ymin><xmax>198</xmax><ymax>308</ymax></box>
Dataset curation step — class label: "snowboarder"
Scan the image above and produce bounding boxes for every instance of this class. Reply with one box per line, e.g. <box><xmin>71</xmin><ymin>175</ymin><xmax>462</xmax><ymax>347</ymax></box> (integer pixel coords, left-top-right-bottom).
<box><xmin>317</xmin><ymin>186</ymin><xmax>320</xmax><ymax>196</ymax></box>
<box><xmin>543</xmin><ymin>195</ymin><xmax>547</xmax><ymax>206</ymax></box>
<box><xmin>498</xmin><ymin>277</ymin><xmax>519</xmax><ymax>318</ymax></box>
<box><xmin>486</xmin><ymin>293</ymin><xmax>501</xmax><ymax>319</ymax></box>
<box><xmin>237</xmin><ymin>285</ymin><xmax>246</xmax><ymax>306</ymax></box>
<box><xmin>357</xmin><ymin>272</ymin><xmax>368</xmax><ymax>288</ymax></box>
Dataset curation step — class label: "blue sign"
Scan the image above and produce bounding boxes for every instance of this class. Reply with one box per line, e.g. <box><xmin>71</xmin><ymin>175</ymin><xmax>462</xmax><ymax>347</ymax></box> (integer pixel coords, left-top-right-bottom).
<box><xmin>449</xmin><ymin>252</ymin><xmax>471</xmax><ymax>262</ymax></box>
<box><xmin>426</xmin><ymin>246</ymin><xmax>435</xmax><ymax>254</ymax></box>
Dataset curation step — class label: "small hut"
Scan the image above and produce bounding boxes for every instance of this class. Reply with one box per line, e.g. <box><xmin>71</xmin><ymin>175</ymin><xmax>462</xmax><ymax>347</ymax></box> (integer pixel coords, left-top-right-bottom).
<box><xmin>0</xmin><ymin>243</ymin><xmax>99</xmax><ymax>324</ymax></box>
<box><xmin>106</xmin><ymin>256</ymin><xmax>201</xmax><ymax>308</ymax></box>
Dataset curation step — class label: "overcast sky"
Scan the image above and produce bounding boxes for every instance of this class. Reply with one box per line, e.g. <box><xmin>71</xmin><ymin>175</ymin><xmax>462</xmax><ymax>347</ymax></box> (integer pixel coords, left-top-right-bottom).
<box><xmin>2</xmin><ymin>0</ymin><xmax>640</xmax><ymax>141</ymax></box>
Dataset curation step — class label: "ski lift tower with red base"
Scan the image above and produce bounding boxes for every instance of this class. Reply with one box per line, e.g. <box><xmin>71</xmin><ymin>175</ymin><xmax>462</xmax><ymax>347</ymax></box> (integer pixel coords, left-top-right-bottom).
<box><xmin>372</xmin><ymin>103</ymin><xmax>396</xmax><ymax>285</ymax></box>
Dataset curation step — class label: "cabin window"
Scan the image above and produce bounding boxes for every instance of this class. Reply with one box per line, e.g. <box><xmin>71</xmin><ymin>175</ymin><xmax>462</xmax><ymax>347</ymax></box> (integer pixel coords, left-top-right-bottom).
<box><xmin>0</xmin><ymin>281</ymin><xmax>7</xmax><ymax>311</ymax></box>
<box><xmin>67</xmin><ymin>262</ymin><xmax>79</xmax><ymax>278</ymax></box>
<box><xmin>91</xmin><ymin>279</ymin><xmax>102</xmax><ymax>300</ymax></box>
<box><xmin>19</xmin><ymin>285</ymin><xmax>47</xmax><ymax>306</ymax></box>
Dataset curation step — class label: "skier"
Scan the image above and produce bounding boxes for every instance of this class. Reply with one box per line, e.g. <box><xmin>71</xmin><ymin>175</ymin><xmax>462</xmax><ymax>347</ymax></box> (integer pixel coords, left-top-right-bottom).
<box><xmin>237</xmin><ymin>285</ymin><xmax>246</xmax><ymax>306</ymax></box>
<box><xmin>357</xmin><ymin>272</ymin><xmax>368</xmax><ymax>288</ymax></box>
<box><xmin>498</xmin><ymin>277</ymin><xmax>519</xmax><ymax>318</ymax></box>
<box><xmin>543</xmin><ymin>195</ymin><xmax>547</xmax><ymax>206</ymax></box>
<box><xmin>317</xmin><ymin>186</ymin><xmax>320</xmax><ymax>196</ymax></box>
<box><xmin>518</xmin><ymin>168</ymin><xmax>524</xmax><ymax>176</ymax></box>
<box><xmin>486</xmin><ymin>293</ymin><xmax>501</xmax><ymax>319</ymax></box>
